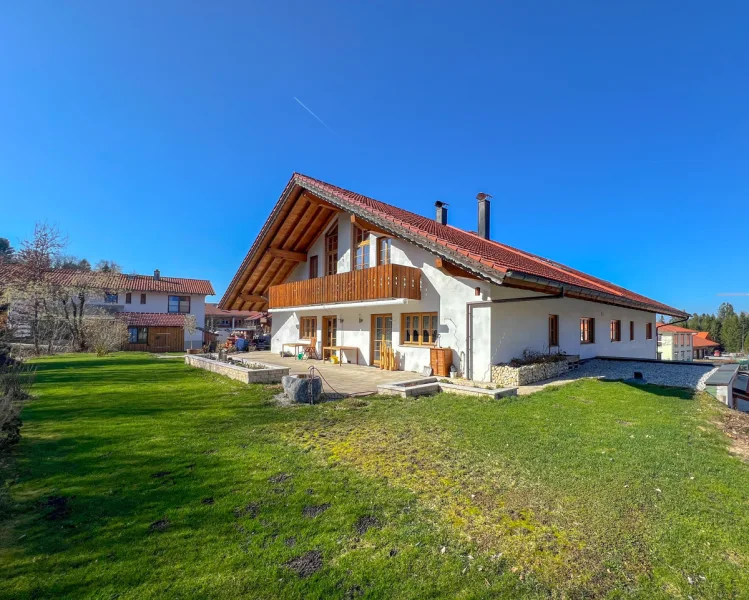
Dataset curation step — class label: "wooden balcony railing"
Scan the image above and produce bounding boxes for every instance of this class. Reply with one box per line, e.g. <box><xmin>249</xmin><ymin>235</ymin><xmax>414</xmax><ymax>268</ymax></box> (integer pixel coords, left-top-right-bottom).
<box><xmin>268</xmin><ymin>264</ymin><xmax>421</xmax><ymax>309</ymax></box>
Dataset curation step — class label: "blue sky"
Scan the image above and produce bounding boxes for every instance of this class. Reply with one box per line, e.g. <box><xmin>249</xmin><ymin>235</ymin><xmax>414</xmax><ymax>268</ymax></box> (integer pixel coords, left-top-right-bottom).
<box><xmin>1</xmin><ymin>1</ymin><xmax>747</xmax><ymax>314</ymax></box>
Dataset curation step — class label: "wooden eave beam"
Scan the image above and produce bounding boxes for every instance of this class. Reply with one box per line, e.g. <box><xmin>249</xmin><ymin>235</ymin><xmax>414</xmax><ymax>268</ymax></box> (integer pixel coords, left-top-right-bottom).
<box><xmin>301</xmin><ymin>193</ymin><xmax>339</xmax><ymax>211</ymax></box>
<box><xmin>350</xmin><ymin>214</ymin><xmax>391</xmax><ymax>236</ymax></box>
<box><xmin>434</xmin><ymin>257</ymin><xmax>481</xmax><ymax>280</ymax></box>
<box><xmin>268</xmin><ymin>247</ymin><xmax>307</xmax><ymax>262</ymax></box>
<box><xmin>239</xmin><ymin>293</ymin><xmax>267</xmax><ymax>303</ymax></box>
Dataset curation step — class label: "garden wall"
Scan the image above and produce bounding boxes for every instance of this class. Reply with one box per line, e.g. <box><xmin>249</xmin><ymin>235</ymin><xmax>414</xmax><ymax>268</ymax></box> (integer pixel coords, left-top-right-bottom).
<box><xmin>185</xmin><ymin>355</ymin><xmax>289</xmax><ymax>384</ymax></box>
<box><xmin>491</xmin><ymin>355</ymin><xmax>580</xmax><ymax>387</ymax></box>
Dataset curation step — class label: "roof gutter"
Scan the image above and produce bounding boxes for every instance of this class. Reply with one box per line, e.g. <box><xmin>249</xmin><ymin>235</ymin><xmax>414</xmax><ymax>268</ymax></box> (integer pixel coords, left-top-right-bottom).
<box><xmin>504</xmin><ymin>271</ymin><xmax>689</xmax><ymax>319</ymax></box>
<box><xmin>465</xmin><ymin>288</ymin><xmax>565</xmax><ymax>381</ymax></box>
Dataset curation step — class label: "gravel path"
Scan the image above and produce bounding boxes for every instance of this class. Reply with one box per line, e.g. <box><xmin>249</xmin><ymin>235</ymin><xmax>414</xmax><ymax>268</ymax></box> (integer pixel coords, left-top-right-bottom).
<box><xmin>548</xmin><ymin>359</ymin><xmax>717</xmax><ymax>390</ymax></box>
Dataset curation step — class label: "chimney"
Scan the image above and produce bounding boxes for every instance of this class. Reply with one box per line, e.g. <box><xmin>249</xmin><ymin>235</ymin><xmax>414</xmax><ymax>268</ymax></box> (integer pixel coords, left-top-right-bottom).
<box><xmin>435</xmin><ymin>201</ymin><xmax>448</xmax><ymax>225</ymax></box>
<box><xmin>477</xmin><ymin>192</ymin><xmax>492</xmax><ymax>239</ymax></box>
<box><xmin>154</xmin><ymin>269</ymin><xmax>160</xmax><ymax>280</ymax></box>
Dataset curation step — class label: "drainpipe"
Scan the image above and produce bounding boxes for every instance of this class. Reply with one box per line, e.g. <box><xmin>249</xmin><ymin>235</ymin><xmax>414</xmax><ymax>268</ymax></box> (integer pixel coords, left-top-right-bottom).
<box><xmin>465</xmin><ymin>289</ymin><xmax>565</xmax><ymax>381</ymax></box>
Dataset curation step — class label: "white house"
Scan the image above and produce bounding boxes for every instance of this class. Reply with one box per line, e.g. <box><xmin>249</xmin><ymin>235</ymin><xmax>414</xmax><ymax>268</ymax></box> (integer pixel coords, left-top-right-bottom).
<box><xmin>656</xmin><ymin>324</ymin><xmax>696</xmax><ymax>362</ymax></box>
<box><xmin>220</xmin><ymin>173</ymin><xmax>687</xmax><ymax>382</ymax></box>
<box><xmin>0</xmin><ymin>265</ymin><xmax>214</xmax><ymax>352</ymax></box>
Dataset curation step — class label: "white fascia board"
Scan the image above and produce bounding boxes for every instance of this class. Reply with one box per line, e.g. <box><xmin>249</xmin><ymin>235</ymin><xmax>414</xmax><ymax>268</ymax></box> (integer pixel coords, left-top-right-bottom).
<box><xmin>268</xmin><ymin>298</ymin><xmax>411</xmax><ymax>314</ymax></box>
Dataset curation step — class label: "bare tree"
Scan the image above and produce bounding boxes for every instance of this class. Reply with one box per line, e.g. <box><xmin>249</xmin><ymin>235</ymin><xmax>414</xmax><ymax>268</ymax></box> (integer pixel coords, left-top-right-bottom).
<box><xmin>184</xmin><ymin>314</ymin><xmax>198</xmax><ymax>351</ymax></box>
<box><xmin>84</xmin><ymin>316</ymin><xmax>129</xmax><ymax>357</ymax></box>
<box><xmin>94</xmin><ymin>260</ymin><xmax>122</xmax><ymax>274</ymax></box>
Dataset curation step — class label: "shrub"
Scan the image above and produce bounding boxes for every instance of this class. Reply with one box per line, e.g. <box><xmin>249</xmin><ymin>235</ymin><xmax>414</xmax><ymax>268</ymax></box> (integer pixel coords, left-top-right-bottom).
<box><xmin>508</xmin><ymin>348</ymin><xmax>568</xmax><ymax>368</ymax></box>
<box><xmin>83</xmin><ymin>316</ymin><xmax>129</xmax><ymax>357</ymax></box>
<box><xmin>0</xmin><ymin>358</ymin><xmax>35</xmax><ymax>450</ymax></box>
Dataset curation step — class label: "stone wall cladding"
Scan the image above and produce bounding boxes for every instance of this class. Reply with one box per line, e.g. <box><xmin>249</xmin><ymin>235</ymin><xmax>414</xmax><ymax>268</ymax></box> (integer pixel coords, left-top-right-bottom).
<box><xmin>491</xmin><ymin>355</ymin><xmax>580</xmax><ymax>387</ymax></box>
<box><xmin>185</xmin><ymin>355</ymin><xmax>289</xmax><ymax>384</ymax></box>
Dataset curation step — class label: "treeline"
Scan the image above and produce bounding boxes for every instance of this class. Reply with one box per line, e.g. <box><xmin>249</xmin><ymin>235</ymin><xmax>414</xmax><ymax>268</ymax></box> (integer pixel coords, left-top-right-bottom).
<box><xmin>674</xmin><ymin>302</ymin><xmax>749</xmax><ymax>353</ymax></box>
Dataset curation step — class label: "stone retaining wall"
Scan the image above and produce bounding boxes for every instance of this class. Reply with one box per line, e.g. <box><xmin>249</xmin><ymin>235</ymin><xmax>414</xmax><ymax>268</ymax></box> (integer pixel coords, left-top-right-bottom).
<box><xmin>185</xmin><ymin>355</ymin><xmax>289</xmax><ymax>384</ymax></box>
<box><xmin>491</xmin><ymin>355</ymin><xmax>580</xmax><ymax>387</ymax></box>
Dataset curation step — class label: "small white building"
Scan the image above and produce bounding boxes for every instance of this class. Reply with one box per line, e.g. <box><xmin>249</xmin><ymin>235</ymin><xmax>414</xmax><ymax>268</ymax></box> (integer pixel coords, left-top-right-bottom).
<box><xmin>220</xmin><ymin>174</ymin><xmax>688</xmax><ymax>381</ymax></box>
<box><xmin>656</xmin><ymin>324</ymin><xmax>696</xmax><ymax>362</ymax></box>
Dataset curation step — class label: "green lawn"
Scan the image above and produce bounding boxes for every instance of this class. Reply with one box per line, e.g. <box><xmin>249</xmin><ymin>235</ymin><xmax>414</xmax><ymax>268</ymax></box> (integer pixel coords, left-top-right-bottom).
<box><xmin>1</xmin><ymin>353</ymin><xmax>748</xmax><ymax>599</ymax></box>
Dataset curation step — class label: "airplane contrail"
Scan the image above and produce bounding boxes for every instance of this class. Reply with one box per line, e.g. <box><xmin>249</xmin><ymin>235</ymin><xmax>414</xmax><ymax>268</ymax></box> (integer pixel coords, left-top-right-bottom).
<box><xmin>293</xmin><ymin>96</ymin><xmax>337</xmax><ymax>135</ymax></box>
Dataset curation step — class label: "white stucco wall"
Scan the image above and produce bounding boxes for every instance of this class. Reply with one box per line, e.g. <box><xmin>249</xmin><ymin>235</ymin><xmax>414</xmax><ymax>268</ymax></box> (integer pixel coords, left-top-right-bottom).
<box><xmin>89</xmin><ymin>291</ymin><xmax>207</xmax><ymax>349</ymax></box>
<box><xmin>270</xmin><ymin>208</ymin><xmax>660</xmax><ymax>381</ymax></box>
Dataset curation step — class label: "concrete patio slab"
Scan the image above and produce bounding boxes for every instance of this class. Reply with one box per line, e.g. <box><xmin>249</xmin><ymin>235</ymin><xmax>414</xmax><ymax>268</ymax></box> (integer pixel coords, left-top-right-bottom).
<box><xmin>233</xmin><ymin>351</ymin><xmax>425</xmax><ymax>396</ymax></box>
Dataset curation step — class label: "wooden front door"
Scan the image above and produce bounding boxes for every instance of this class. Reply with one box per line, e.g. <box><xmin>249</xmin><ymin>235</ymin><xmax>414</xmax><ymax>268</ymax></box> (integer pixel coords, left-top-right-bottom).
<box><xmin>322</xmin><ymin>316</ymin><xmax>337</xmax><ymax>360</ymax></box>
<box><xmin>371</xmin><ymin>313</ymin><xmax>392</xmax><ymax>367</ymax></box>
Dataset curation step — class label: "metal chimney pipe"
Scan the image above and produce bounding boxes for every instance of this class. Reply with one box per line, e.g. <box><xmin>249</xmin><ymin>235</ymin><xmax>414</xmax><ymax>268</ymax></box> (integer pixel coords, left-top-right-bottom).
<box><xmin>477</xmin><ymin>192</ymin><xmax>492</xmax><ymax>239</ymax></box>
<box><xmin>435</xmin><ymin>201</ymin><xmax>448</xmax><ymax>225</ymax></box>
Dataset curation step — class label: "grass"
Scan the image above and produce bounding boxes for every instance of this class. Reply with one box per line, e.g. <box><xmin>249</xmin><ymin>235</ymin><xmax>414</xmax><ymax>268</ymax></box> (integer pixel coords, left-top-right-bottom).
<box><xmin>1</xmin><ymin>353</ymin><xmax>748</xmax><ymax>599</ymax></box>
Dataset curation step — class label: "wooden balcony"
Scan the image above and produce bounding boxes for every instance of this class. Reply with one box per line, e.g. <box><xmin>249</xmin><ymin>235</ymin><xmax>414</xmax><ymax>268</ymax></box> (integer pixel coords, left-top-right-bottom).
<box><xmin>268</xmin><ymin>264</ymin><xmax>421</xmax><ymax>309</ymax></box>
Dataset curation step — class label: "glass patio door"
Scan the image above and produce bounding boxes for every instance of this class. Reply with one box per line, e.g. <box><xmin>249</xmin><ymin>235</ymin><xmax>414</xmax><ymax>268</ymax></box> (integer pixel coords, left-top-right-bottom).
<box><xmin>371</xmin><ymin>314</ymin><xmax>392</xmax><ymax>367</ymax></box>
<box><xmin>322</xmin><ymin>316</ymin><xmax>337</xmax><ymax>360</ymax></box>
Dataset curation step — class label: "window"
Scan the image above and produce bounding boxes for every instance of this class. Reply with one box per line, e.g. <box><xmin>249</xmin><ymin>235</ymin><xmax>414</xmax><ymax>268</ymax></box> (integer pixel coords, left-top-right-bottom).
<box><xmin>140</xmin><ymin>293</ymin><xmax>147</xmax><ymax>304</ymax></box>
<box><xmin>325</xmin><ymin>228</ymin><xmax>338</xmax><ymax>276</ymax></box>
<box><xmin>402</xmin><ymin>312</ymin><xmax>438</xmax><ymax>346</ymax></box>
<box><xmin>104</xmin><ymin>293</ymin><xmax>118</xmax><ymax>303</ymax></box>
<box><xmin>680</xmin><ymin>334</ymin><xmax>684</xmax><ymax>346</ymax></box>
<box><xmin>548</xmin><ymin>314</ymin><xmax>559</xmax><ymax>346</ymax></box>
<box><xmin>686</xmin><ymin>335</ymin><xmax>691</xmax><ymax>346</ymax></box>
<box><xmin>168</xmin><ymin>295</ymin><xmax>190</xmax><ymax>314</ymax></box>
<box><xmin>646</xmin><ymin>323</ymin><xmax>653</xmax><ymax>340</ymax></box>
<box><xmin>657</xmin><ymin>333</ymin><xmax>662</xmax><ymax>345</ymax></box>
<box><xmin>127</xmin><ymin>326</ymin><xmax>148</xmax><ymax>344</ymax></box>
<box><xmin>300</xmin><ymin>317</ymin><xmax>317</xmax><ymax>340</ymax></box>
<box><xmin>610</xmin><ymin>320</ymin><xmax>621</xmax><ymax>342</ymax></box>
<box><xmin>309</xmin><ymin>255</ymin><xmax>319</xmax><ymax>279</ymax></box>
<box><xmin>378</xmin><ymin>237</ymin><xmax>392</xmax><ymax>266</ymax></box>
<box><xmin>125</xmin><ymin>292</ymin><xmax>132</xmax><ymax>304</ymax></box>
<box><xmin>580</xmin><ymin>318</ymin><xmax>595</xmax><ymax>343</ymax></box>
<box><xmin>353</xmin><ymin>226</ymin><xmax>370</xmax><ymax>270</ymax></box>
<box><xmin>630</xmin><ymin>320</ymin><xmax>634</xmax><ymax>341</ymax></box>
<box><xmin>220</xmin><ymin>319</ymin><xmax>231</xmax><ymax>326</ymax></box>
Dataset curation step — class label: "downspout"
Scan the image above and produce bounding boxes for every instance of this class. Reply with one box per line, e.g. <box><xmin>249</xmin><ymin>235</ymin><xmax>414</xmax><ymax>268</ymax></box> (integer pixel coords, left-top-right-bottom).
<box><xmin>656</xmin><ymin>315</ymin><xmax>690</xmax><ymax>361</ymax></box>
<box><xmin>465</xmin><ymin>289</ymin><xmax>566</xmax><ymax>381</ymax></box>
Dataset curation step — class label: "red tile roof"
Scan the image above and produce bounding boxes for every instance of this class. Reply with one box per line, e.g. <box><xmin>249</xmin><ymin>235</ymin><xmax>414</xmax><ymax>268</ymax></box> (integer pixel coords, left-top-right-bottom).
<box><xmin>118</xmin><ymin>312</ymin><xmax>186</xmax><ymax>327</ymax></box>
<box><xmin>656</xmin><ymin>323</ymin><xmax>699</xmax><ymax>333</ymax></box>
<box><xmin>205</xmin><ymin>303</ymin><xmax>263</xmax><ymax>319</ymax></box>
<box><xmin>0</xmin><ymin>265</ymin><xmax>214</xmax><ymax>295</ymax></box>
<box><xmin>291</xmin><ymin>174</ymin><xmax>686</xmax><ymax>316</ymax></box>
<box><xmin>692</xmin><ymin>335</ymin><xmax>720</xmax><ymax>348</ymax></box>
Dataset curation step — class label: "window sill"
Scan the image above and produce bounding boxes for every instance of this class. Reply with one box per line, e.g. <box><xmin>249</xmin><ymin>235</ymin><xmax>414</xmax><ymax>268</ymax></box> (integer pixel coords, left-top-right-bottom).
<box><xmin>399</xmin><ymin>343</ymin><xmax>435</xmax><ymax>348</ymax></box>
<box><xmin>580</xmin><ymin>341</ymin><xmax>595</xmax><ymax>345</ymax></box>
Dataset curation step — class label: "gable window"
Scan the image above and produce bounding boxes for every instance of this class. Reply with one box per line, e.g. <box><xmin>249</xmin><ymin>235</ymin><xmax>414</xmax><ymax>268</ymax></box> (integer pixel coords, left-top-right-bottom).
<box><xmin>378</xmin><ymin>237</ymin><xmax>392</xmax><ymax>266</ymax></box>
<box><xmin>140</xmin><ymin>293</ymin><xmax>147</xmax><ymax>304</ymax></box>
<box><xmin>610</xmin><ymin>320</ymin><xmax>621</xmax><ymax>342</ymax></box>
<box><xmin>128</xmin><ymin>326</ymin><xmax>148</xmax><ymax>344</ymax></box>
<box><xmin>580</xmin><ymin>318</ymin><xmax>595</xmax><ymax>344</ymax></box>
<box><xmin>168</xmin><ymin>295</ymin><xmax>190</xmax><ymax>314</ymax></box>
<box><xmin>630</xmin><ymin>320</ymin><xmax>634</xmax><ymax>341</ymax></box>
<box><xmin>104</xmin><ymin>293</ymin><xmax>118</xmax><ymax>304</ymax></box>
<box><xmin>325</xmin><ymin>227</ymin><xmax>338</xmax><ymax>276</ymax></box>
<box><xmin>646</xmin><ymin>323</ymin><xmax>653</xmax><ymax>340</ymax></box>
<box><xmin>300</xmin><ymin>317</ymin><xmax>317</xmax><ymax>340</ymax></box>
<box><xmin>309</xmin><ymin>255</ymin><xmax>319</xmax><ymax>279</ymax></box>
<box><xmin>548</xmin><ymin>315</ymin><xmax>559</xmax><ymax>347</ymax></box>
<box><xmin>402</xmin><ymin>312</ymin><xmax>437</xmax><ymax>346</ymax></box>
<box><xmin>353</xmin><ymin>226</ymin><xmax>370</xmax><ymax>270</ymax></box>
<box><xmin>125</xmin><ymin>292</ymin><xmax>132</xmax><ymax>304</ymax></box>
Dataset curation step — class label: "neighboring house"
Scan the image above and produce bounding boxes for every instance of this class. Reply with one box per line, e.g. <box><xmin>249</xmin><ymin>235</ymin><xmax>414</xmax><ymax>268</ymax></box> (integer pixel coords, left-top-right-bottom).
<box><xmin>219</xmin><ymin>173</ymin><xmax>687</xmax><ymax>381</ymax></box>
<box><xmin>204</xmin><ymin>303</ymin><xmax>270</xmax><ymax>341</ymax></box>
<box><xmin>0</xmin><ymin>266</ymin><xmax>214</xmax><ymax>351</ymax></box>
<box><xmin>656</xmin><ymin>323</ymin><xmax>697</xmax><ymax>361</ymax></box>
<box><xmin>692</xmin><ymin>331</ymin><xmax>720</xmax><ymax>359</ymax></box>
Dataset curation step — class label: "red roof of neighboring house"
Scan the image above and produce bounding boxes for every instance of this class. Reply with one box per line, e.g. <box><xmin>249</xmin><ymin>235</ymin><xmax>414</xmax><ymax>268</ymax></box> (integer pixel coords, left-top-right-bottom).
<box><xmin>118</xmin><ymin>312</ymin><xmax>186</xmax><ymax>327</ymax></box>
<box><xmin>656</xmin><ymin>322</ymin><xmax>699</xmax><ymax>333</ymax></box>
<box><xmin>693</xmin><ymin>336</ymin><xmax>720</xmax><ymax>348</ymax></box>
<box><xmin>205</xmin><ymin>303</ymin><xmax>263</xmax><ymax>319</ymax></box>
<box><xmin>695</xmin><ymin>331</ymin><xmax>711</xmax><ymax>339</ymax></box>
<box><xmin>0</xmin><ymin>265</ymin><xmax>214</xmax><ymax>295</ymax></box>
